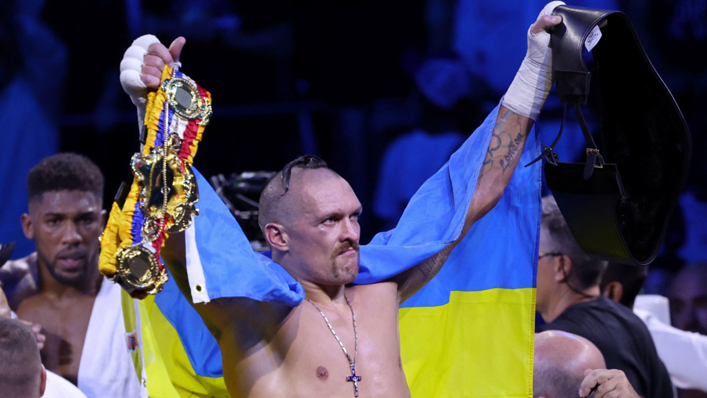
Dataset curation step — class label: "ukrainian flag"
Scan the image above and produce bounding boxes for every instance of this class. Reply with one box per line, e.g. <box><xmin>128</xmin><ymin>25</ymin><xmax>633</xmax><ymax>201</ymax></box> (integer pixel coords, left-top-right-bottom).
<box><xmin>116</xmin><ymin>103</ymin><xmax>541</xmax><ymax>397</ymax></box>
<box><xmin>119</xmin><ymin>273</ymin><xmax>230</xmax><ymax>397</ymax></box>
<box><xmin>360</xmin><ymin>104</ymin><xmax>541</xmax><ymax>397</ymax></box>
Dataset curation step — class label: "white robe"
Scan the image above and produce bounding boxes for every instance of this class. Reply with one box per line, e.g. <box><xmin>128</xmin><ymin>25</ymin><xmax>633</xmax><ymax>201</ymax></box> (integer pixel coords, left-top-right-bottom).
<box><xmin>77</xmin><ymin>279</ymin><xmax>143</xmax><ymax>398</ymax></box>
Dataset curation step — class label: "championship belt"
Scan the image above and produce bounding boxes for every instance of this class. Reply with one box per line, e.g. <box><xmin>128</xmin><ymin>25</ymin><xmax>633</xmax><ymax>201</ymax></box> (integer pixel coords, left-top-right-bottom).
<box><xmin>99</xmin><ymin>65</ymin><xmax>212</xmax><ymax>297</ymax></box>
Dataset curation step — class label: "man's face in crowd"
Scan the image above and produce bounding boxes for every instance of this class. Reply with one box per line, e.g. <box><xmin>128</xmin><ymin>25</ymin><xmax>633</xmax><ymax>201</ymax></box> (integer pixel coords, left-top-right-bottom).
<box><xmin>535</xmin><ymin>227</ymin><xmax>557</xmax><ymax>317</ymax></box>
<box><xmin>668</xmin><ymin>266</ymin><xmax>707</xmax><ymax>335</ymax></box>
<box><xmin>22</xmin><ymin>190</ymin><xmax>105</xmax><ymax>286</ymax></box>
<box><xmin>284</xmin><ymin>169</ymin><xmax>362</xmax><ymax>285</ymax></box>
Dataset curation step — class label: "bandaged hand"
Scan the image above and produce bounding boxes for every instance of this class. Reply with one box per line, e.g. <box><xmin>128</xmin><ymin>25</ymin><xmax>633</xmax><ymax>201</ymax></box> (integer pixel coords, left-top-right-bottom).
<box><xmin>502</xmin><ymin>1</ymin><xmax>565</xmax><ymax>121</ymax></box>
<box><xmin>119</xmin><ymin>35</ymin><xmax>185</xmax><ymax>131</ymax></box>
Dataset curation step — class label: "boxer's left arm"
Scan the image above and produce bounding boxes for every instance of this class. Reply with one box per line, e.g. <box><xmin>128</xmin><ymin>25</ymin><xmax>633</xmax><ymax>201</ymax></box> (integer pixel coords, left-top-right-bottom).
<box><xmin>395</xmin><ymin>106</ymin><xmax>534</xmax><ymax>303</ymax></box>
<box><xmin>396</xmin><ymin>3</ymin><xmax>564</xmax><ymax>303</ymax></box>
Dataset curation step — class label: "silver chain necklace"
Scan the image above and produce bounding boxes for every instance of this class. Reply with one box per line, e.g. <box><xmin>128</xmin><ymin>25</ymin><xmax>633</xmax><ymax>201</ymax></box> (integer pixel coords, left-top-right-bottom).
<box><xmin>305</xmin><ymin>295</ymin><xmax>362</xmax><ymax>397</ymax></box>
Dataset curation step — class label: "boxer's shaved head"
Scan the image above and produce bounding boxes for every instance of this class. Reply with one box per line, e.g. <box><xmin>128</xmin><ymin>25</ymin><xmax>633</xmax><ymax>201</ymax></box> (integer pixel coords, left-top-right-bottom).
<box><xmin>259</xmin><ymin>155</ymin><xmax>362</xmax><ymax>284</ymax></box>
<box><xmin>259</xmin><ymin>155</ymin><xmax>335</xmax><ymax>230</ymax></box>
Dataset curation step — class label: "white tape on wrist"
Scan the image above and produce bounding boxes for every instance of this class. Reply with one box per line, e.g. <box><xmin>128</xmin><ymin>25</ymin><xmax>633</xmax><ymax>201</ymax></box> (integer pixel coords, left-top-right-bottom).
<box><xmin>119</xmin><ymin>34</ymin><xmax>161</xmax><ymax>134</ymax></box>
<box><xmin>502</xmin><ymin>1</ymin><xmax>565</xmax><ymax>120</ymax></box>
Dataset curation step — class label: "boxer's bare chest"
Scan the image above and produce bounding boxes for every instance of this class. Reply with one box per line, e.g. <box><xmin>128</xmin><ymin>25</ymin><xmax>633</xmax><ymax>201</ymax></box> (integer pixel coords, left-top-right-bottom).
<box><xmin>221</xmin><ymin>283</ymin><xmax>411</xmax><ymax>398</ymax></box>
<box><xmin>17</xmin><ymin>293</ymin><xmax>95</xmax><ymax>385</ymax></box>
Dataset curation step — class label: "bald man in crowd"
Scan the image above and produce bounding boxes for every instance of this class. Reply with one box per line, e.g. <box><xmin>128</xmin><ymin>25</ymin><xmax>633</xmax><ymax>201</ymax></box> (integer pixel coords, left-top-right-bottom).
<box><xmin>534</xmin><ymin>330</ymin><xmax>640</xmax><ymax>398</ymax></box>
<box><xmin>536</xmin><ymin>196</ymin><xmax>672</xmax><ymax>398</ymax></box>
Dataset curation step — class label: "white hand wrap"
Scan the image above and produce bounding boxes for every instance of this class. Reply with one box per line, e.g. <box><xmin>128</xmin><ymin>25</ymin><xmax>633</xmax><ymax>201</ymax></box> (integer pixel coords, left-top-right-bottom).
<box><xmin>119</xmin><ymin>34</ymin><xmax>161</xmax><ymax>131</ymax></box>
<box><xmin>502</xmin><ymin>1</ymin><xmax>565</xmax><ymax>121</ymax></box>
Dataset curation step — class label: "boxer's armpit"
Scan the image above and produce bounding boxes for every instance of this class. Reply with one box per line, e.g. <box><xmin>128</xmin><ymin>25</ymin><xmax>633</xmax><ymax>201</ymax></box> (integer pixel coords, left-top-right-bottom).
<box><xmin>397</xmin><ymin>242</ymin><xmax>456</xmax><ymax>303</ymax></box>
<box><xmin>203</xmin><ymin>317</ymin><xmax>223</xmax><ymax>341</ymax></box>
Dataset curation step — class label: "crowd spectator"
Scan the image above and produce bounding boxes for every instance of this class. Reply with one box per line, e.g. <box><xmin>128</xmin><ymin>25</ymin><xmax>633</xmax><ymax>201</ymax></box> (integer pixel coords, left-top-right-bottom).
<box><xmin>536</xmin><ymin>196</ymin><xmax>673</xmax><ymax>398</ymax></box>
<box><xmin>602</xmin><ymin>262</ymin><xmax>707</xmax><ymax>394</ymax></box>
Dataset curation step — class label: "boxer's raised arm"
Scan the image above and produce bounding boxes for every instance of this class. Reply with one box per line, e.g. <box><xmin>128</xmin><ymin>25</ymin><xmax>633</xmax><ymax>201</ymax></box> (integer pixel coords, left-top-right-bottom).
<box><xmin>396</xmin><ymin>106</ymin><xmax>533</xmax><ymax>302</ymax></box>
<box><xmin>396</xmin><ymin>4</ymin><xmax>564</xmax><ymax>303</ymax></box>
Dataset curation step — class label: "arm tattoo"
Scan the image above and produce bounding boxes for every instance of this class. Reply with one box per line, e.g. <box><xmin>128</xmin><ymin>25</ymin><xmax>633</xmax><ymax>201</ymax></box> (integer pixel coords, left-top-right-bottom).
<box><xmin>416</xmin><ymin>244</ymin><xmax>454</xmax><ymax>280</ymax></box>
<box><xmin>480</xmin><ymin>109</ymin><xmax>526</xmax><ymax>177</ymax></box>
<box><xmin>417</xmin><ymin>257</ymin><xmax>435</xmax><ymax>279</ymax></box>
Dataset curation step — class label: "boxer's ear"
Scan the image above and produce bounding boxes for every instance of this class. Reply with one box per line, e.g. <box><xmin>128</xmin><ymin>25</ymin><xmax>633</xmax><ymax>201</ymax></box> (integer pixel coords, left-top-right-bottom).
<box><xmin>21</xmin><ymin>213</ymin><xmax>34</xmax><ymax>240</ymax></box>
<box><xmin>264</xmin><ymin>223</ymin><xmax>288</xmax><ymax>252</ymax></box>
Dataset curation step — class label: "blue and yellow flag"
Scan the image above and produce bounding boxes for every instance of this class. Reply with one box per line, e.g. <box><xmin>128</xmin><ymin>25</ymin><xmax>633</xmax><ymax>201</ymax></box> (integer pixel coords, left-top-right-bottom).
<box><xmin>120</xmin><ymin>102</ymin><xmax>541</xmax><ymax>397</ymax></box>
<box><xmin>392</xmin><ymin>106</ymin><xmax>541</xmax><ymax>397</ymax></box>
<box><xmin>119</xmin><ymin>275</ymin><xmax>229</xmax><ymax>397</ymax></box>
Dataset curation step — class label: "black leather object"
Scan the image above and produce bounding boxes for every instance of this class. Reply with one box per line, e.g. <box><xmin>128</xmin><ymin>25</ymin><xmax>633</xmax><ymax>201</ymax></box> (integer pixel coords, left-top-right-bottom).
<box><xmin>544</xmin><ymin>5</ymin><xmax>691</xmax><ymax>265</ymax></box>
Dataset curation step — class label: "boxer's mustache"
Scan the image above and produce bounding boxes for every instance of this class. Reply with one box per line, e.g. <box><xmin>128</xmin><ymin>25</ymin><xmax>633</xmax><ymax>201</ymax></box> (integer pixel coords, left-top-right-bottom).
<box><xmin>333</xmin><ymin>241</ymin><xmax>360</xmax><ymax>257</ymax></box>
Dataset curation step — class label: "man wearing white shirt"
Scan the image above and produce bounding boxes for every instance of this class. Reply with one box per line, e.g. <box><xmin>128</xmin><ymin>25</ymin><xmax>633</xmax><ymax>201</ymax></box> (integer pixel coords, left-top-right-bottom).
<box><xmin>602</xmin><ymin>263</ymin><xmax>707</xmax><ymax>393</ymax></box>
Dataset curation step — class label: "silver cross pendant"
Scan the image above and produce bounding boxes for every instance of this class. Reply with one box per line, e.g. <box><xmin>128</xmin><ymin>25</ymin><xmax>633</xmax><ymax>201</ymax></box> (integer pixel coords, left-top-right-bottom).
<box><xmin>346</xmin><ymin>365</ymin><xmax>362</xmax><ymax>397</ymax></box>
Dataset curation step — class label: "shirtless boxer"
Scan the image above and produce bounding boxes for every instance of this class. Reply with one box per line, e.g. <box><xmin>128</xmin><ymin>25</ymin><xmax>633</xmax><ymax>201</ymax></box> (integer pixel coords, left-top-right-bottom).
<box><xmin>130</xmin><ymin>3</ymin><xmax>564</xmax><ymax>397</ymax></box>
<box><xmin>12</xmin><ymin>153</ymin><xmax>105</xmax><ymax>385</ymax></box>
<box><xmin>3</xmin><ymin>154</ymin><xmax>141</xmax><ymax>397</ymax></box>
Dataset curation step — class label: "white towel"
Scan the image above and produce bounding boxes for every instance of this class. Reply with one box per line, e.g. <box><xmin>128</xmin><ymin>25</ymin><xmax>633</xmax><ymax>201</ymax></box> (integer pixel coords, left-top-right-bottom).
<box><xmin>77</xmin><ymin>279</ymin><xmax>143</xmax><ymax>398</ymax></box>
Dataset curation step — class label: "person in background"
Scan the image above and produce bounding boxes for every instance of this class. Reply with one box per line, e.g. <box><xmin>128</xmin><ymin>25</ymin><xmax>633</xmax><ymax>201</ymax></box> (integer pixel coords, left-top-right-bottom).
<box><xmin>0</xmin><ymin>154</ymin><xmax>141</xmax><ymax>398</ymax></box>
<box><xmin>0</xmin><ymin>303</ymin><xmax>87</xmax><ymax>397</ymax></box>
<box><xmin>602</xmin><ymin>262</ymin><xmax>707</xmax><ymax>394</ymax></box>
<box><xmin>534</xmin><ymin>330</ymin><xmax>640</xmax><ymax>398</ymax></box>
<box><xmin>665</xmin><ymin>262</ymin><xmax>707</xmax><ymax>398</ymax></box>
<box><xmin>372</xmin><ymin>57</ymin><xmax>469</xmax><ymax>230</ymax></box>
<box><xmin>668</xmin><ymin>262</ymin><xmax>707</xmax><ymax>335</ymax></box>
<box><xmin>536</xmin><ymin>196</ymin><xmax>672</xmax><ymax>398</ymax></box>
<box><xmin>534</xmin><ymin>330</ymin><xmax>605</xmax><ymax>398</ymax></box>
